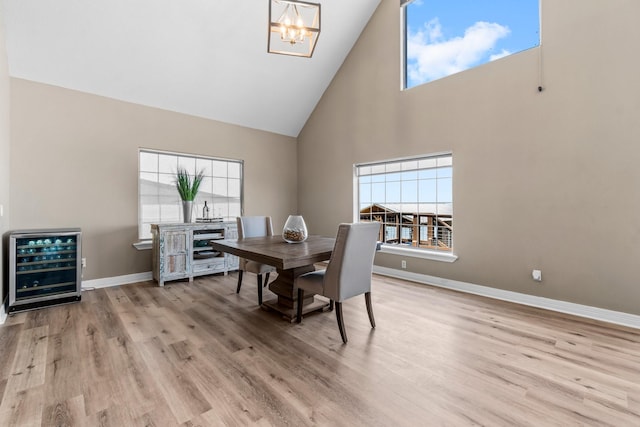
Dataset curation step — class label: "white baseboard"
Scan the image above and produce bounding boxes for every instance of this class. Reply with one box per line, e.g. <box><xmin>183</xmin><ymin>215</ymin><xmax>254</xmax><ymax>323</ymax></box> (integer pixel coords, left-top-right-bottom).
<box><xmin>81</xmin><ymin>271</ymin><xmax>153</xmax><ymax>290</ymax></box>
<box><xmin>373</xmin><ymin>266</ymin><xmax>640</xmax><ymax>330</ymax></box>
<box><xmin>8</xmin><ymin>267</ymin><xmax>637</xmax><ymax>331</ymax></box>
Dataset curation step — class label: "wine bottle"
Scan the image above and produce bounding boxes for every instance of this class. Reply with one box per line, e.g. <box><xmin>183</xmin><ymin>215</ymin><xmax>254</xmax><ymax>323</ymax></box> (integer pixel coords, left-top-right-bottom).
<box><xmin>203</xmin><ymin>201</ymin><xmax>210</xmax><ymax>219</ymax></box>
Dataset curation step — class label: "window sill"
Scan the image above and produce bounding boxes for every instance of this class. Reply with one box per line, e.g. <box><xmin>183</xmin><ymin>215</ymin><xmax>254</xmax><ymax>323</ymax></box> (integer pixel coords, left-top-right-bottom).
<box><xmin>378</xmin><ymin>244</ymin><xmax>458</xmax><ymax>263</ymax></box>
<box><xmin>133</xmin><ymin>241</ymin><xmax>152</xmax><ymax>251</ymax></box>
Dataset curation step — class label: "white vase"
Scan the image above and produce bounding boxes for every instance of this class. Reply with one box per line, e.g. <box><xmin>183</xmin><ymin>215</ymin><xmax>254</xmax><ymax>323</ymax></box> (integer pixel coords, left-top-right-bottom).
<box><xmin>182</xmin><ymin>201</ymin><xmax>193</xmax><ymax>223</ymax></box>
<box><xmin>283</xmin><ymin>215</ymin><xmax>308</xmax><ymax>243</ymax></box>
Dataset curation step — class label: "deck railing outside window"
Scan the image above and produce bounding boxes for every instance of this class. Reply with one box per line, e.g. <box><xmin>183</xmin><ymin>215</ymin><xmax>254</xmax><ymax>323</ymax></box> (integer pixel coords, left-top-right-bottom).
<box><xmin>356</xmin><ymin>153</ymin><xmax>453</xmax><ymax>253</ymax></box>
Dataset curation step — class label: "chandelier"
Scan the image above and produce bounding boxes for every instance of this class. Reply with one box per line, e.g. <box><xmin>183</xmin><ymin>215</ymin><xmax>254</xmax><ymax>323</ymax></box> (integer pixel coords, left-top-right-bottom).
<box><xmin>268</xmin><ymin>1</ymin><xmax>321</xmax><ymax>58</ymax></box>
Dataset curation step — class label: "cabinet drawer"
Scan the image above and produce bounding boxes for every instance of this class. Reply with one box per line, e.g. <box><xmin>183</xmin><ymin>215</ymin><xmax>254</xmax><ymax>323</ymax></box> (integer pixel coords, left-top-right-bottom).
<box><xmin>192</xmin><ymin>258</ymin><xmax>225</xmax><ymax>273</ymax></box>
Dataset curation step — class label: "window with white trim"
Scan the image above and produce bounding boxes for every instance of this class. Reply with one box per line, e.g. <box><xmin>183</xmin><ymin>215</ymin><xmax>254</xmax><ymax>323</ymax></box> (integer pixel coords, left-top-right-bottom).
<box><xmin>138</xmin><ymin>149</ymin><xmax>243</xmax><ymax>240</ymax></box>
<box><xmin>402</xmin><ymin>0</ymin><xmax>540</xmax><ymax>89</ymax></box>
<box><xmin>356</xmin><ymin>153</ymin><xmax>453</xmax><ymax>253</ymax></box>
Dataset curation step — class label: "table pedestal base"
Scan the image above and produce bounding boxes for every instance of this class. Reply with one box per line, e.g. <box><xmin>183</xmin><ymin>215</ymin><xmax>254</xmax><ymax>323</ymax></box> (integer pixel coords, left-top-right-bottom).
<box><xmin>263</xmin><ymin>265</ymin><xmax>330</xmax><ymax>322</ymax></box>
<box><xmin>262</xmin><ymin>297</ymin><xmax>329</xmax><ymax>322</ymax></box>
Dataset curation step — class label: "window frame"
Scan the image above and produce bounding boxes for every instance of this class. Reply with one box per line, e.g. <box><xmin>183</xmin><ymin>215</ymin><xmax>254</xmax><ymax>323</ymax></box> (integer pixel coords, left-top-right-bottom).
<box><xmin>137</xmin><ymin>148</ymin><xmax>244</xmax><ymax>241</ymax></box>
<box><xmin>400</xmin><ymin>0</ymin><xmax>409</xmax><ymax>91</ymax></box>
<box><xmin>401</xmin><ymin>0</ymin><xmax>541</xmax><ymax>90</ymax></box>
<box><xmin>354</xmin><ymin>152</ymin><xmax>457</xmax><ymax>263</ymax></box>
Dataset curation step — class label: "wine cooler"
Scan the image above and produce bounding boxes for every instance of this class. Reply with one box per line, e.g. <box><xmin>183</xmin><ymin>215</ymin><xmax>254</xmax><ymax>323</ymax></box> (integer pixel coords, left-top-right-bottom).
<box><xmin>7</xmin><ymin>228</ymin><xmax>82</xmax><ymax>313</ymax></box>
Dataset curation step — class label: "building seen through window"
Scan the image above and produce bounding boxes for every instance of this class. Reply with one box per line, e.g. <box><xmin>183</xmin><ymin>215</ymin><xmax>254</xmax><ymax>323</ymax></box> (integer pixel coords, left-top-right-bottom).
<box><xmin>356</xmin><ymin>153</ymin><xmax>453</xmax><ymax>252</ymax></box>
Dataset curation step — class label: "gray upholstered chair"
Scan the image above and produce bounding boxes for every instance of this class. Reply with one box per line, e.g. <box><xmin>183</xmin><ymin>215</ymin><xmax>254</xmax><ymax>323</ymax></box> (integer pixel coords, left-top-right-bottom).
<box><xmin>296</xmin><ymin>222</ymin><xmax>380</xmax><ymax>343</ymax></box>
<box><xmin>236</xmin><ymin>216</ymin><xmax>277</xmax><ymax>305</ymax></box>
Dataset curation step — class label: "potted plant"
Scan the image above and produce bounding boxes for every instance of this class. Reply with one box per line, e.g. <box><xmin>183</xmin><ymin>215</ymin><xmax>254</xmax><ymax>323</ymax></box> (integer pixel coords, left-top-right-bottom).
<box><xmin>175</xmin><ymin>167</ymin><xmax>204</xmax><ymax>223</ymax></box>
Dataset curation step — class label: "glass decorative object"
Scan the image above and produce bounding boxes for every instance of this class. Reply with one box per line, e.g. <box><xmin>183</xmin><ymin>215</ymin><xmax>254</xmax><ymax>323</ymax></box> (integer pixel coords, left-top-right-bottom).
<box><xmin>282</xmin><ymin>215</ymin><xmax>308</xmax><ymax>243</ymax></box>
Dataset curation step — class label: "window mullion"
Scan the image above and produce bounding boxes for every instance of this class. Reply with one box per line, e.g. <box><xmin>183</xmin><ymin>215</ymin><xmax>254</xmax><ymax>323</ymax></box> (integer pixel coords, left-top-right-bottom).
<box><xmin>356</xmin><ymin>153</ymin><xmax>453</xmax><ymax>254</ymax></box>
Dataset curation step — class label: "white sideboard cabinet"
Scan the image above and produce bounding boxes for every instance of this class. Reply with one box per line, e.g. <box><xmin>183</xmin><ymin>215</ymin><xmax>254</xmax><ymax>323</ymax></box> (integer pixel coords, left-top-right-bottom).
<box><xmin>151</xmin><ymin>222</ymin><xmax>238</xmax><ymax>286</ymax></box>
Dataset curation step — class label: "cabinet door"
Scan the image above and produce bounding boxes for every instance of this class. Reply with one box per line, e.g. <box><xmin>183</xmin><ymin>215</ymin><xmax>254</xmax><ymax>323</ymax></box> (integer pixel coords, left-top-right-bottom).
<box><xmin>161</xmin><ymin>231</ymin><xmax>189</xmax><ymax>276</ymax></box>
<box><xmin>225</xmin><ymin>253</ymin><xmax>239</xmax><ymax>271</ymax></box>
<box><xmin>225</xmin><ymin>224</ymin><xmax>238</xmax><ymax>240</ymax></box>
<box><xmin>224</xmin><ymin>223</ymin><xmax>239</xmax><ymax>270</ymax></box>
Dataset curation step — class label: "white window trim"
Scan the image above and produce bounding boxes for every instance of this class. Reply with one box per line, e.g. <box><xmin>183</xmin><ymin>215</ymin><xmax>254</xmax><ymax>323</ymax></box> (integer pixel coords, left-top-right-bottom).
<box><xmin>379</xmin><ymin>243</ymin><xmax>457</xmax><ymax>263</ymax></box>
<box><xmin>138</xmin><ymin>148</ymin><xmax>244</xmax><ymax>241</ymax></box>
<box><xmin>354</xmin><ymin>152</ymin><xmax>455</xmax><ymax>263</ymax></box>
<box><xmin>132</xmin><ymin>240</ymin><xmax>152</xmax><ymax>251</ymax></box>
<box><xmin>401</xmin><ymin>0</ymin><xmax>541</xmax><ymax>90</ymax></box>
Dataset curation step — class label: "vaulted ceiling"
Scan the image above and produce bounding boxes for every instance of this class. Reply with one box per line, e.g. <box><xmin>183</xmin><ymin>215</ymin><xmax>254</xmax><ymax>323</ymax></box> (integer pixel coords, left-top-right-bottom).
<box><xmin>2</xmin><ymin>0</ymin><xmax>380</xmax><ymax>137</ymax></box>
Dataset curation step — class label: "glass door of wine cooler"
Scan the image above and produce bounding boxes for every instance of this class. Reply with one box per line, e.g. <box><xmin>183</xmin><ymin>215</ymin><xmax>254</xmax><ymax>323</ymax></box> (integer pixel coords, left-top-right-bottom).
<box><xmin>9</xmin><ymin>228</ymin><xmax>82</xmax><ymax>312</ymax></box>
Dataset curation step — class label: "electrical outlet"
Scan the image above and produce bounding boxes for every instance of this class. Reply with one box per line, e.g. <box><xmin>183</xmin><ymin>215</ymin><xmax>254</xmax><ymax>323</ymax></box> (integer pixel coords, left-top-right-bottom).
<box><xmin>82</xmin><ymin>258</ymin><xmax>87</xmax><ymax>268</ymax></box>
<box><xmin>532</xmin><ymin>269</ymin><xmax>542</xmax><ymax>282</ymax></box>
<box><xmin>401</xmin><ymin>260</ymin><xmax>407</xmax><ymax>269</ymax></box>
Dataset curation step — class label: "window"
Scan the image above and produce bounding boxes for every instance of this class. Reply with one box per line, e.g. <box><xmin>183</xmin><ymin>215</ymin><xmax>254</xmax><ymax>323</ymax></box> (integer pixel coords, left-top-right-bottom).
<box><xmin>355</xmin><ymin>153</ymin><xmax>453</xmax><ymax>254</ymax></box>
<box><xmin>402</xmin><ymin>0</ymin><xmax>540</xmax><ymax>89</ymax></box>
<box><xmin>138</xmin><ymin>149</ymin><xmax>243</xmax><ymax>240</ymax></box>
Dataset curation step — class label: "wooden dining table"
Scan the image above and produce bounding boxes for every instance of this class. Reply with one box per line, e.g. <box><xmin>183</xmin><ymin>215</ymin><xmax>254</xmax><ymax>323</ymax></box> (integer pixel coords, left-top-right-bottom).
<box><xmin>210</xmin><ymin>235</ymin><xmax>335</xmax><ymax>321</ymax></box>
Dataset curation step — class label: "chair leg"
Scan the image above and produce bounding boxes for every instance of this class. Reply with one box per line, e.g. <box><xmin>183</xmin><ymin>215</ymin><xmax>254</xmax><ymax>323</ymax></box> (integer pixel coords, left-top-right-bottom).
<box><xmin>264</xmin><ymin>272</ymin><xmax>270</xmax><ymax>287</ymax></box>
<box><xmin>236</xmin><ymin>270</ymin><xmax>243</xmax><ymax>294</ymax></box>
<box><xmin>335</xmin><ymin>302</ymin><xmax>348</xmax><ymax>343</ymax></box>
<box><xmin>257</xmin><ymin>274</ymin><xmax>263</xmax><ymax>306</ymax></box>
<box><xmin>296</xmin><ymin>288</ymin><xmax>304</xmax><ymax>323</ymax></box>
<box><xmin>365</xmin><ymin>292</ymin><xmax>375</xmax><ymax>328</ymax></box>
<box><xmin>329</xmin><ymin>299</ymin><xmax>334</xmax><ymax>311</ymax></box>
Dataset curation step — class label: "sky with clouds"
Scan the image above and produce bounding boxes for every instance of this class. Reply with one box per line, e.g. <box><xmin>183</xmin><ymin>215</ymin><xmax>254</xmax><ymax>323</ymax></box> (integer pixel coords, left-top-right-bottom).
<box><xmin>406</xmin><ymin>0</ymin><xmax>540</xmax><ymax>87</ymax></box>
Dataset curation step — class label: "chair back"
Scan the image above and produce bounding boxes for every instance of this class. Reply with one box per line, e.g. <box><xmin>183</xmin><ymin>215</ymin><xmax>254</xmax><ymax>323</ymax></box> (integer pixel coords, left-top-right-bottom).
<box><xmin>324</xmin><ymin>222</ymin><xmax>380</xmax><ymax>302</ymax></box>
<box><xmin>237</xmin><ymin>216</ymin><xmax>274</xmax><ymax>239</ymax></box>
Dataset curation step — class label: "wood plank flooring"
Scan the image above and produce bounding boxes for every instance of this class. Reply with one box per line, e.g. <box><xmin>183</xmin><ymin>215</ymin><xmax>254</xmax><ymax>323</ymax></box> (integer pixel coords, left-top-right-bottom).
<box><xmin>1</xmin><ymin>272</ymin><xmax>639</xmax><ymax>426</ymax></box>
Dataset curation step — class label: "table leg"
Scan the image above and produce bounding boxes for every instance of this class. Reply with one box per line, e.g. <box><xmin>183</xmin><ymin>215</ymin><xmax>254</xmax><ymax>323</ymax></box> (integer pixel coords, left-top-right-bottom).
<box><xmin>263</xmin><ymin>265</ymin><xmax>329</xmax><ymax>322</ymax></box>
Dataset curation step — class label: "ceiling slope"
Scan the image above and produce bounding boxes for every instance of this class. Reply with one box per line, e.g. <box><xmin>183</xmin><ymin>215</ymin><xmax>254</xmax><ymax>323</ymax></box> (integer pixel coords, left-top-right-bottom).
<box><xmin>2</xmin><ymin>0</ymin><xmax>380</xmax><ymax>137</ymax></box>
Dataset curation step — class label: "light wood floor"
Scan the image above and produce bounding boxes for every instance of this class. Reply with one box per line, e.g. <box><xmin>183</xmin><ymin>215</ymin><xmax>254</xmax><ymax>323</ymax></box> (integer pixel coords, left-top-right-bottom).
<box><xmin>1</xmin><ymin>272</ymin><xmax>639</xmax><ymax>426</ymax></box>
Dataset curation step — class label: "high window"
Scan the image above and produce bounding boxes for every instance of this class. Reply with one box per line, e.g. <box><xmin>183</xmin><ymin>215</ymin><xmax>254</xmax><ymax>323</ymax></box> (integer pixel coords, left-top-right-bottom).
<box><xmin>355</xmin><ymin>153</ymin><xmax>453</xmax><ymax>256</ymax></box>
<box><xmin>402</xmin><ymin>0</ymin><xmax>540</xmax><ymax>89</ymax></box>
<box><xmin>138</xmin><ymin>149</ymin><xmax>243</xmax><ymax>240</ymax></box>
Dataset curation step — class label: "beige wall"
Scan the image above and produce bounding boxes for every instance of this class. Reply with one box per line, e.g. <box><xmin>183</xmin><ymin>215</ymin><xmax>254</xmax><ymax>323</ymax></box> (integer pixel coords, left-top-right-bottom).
<box><xmin>298</xmin><ymin>0</ymin><xmax>640</xmax><ymax>315</ymax></box>
<box><xmin>6</xmin><ymin>0</ymin><xmax>640</xmax><ymax>316</ymax></box>
<box><xmin>10</xmin><ymin>79</ymin><xmax>297</xmax><ymax>280</ymax></box>
<box><xmin>0</xmin><ymin>4</ymin><xmax>11</xmax><ymax>302</ymax></box>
